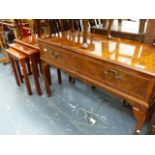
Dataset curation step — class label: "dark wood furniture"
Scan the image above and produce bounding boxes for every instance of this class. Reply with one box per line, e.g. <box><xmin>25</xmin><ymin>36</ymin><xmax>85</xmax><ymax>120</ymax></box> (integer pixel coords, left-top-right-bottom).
<box><xmin>38</xmin><ymin>31</ymin><xmax>155</xmax><ymax>134</ymax></box>
<box><xmin>6</xmin><ymin>48</ymin><xmax>32</xmax><ymax>95</ymax></box>
<box><xmin>15</xmin><ymin>35</ymin><xmax>62</xmax><ymax>84</ymax></box>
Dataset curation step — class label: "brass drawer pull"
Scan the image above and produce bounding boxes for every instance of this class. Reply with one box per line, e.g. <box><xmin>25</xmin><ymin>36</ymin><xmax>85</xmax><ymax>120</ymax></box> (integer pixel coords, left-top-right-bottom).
<box><xmin>49</xmin><ymin>51</ymin><xmax>59</xmax><ymax>59</ymax></box>
<box><xmin>104</xmin><ymin>69</ymin><xmax>122</xmax><ymax>80</ymax></box>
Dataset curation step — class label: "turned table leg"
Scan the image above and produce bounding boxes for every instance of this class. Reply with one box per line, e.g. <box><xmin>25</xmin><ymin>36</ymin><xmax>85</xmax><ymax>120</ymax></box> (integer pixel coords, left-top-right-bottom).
<box><xmin>41</xmin><ymin>60</ymin><xmax>52</xmax><ymax>96</ymax></box>
<box><xmin>132</xmin><ymin>107</ymin><xmax>147</xmax><ymax>135</ymax></box>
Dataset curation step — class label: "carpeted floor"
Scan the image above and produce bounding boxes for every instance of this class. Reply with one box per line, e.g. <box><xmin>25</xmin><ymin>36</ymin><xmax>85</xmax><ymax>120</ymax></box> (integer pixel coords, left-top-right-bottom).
<box><xmin>0</xmin><ymin>63</ymin><xmax>148</xmax><ymax>134</ymax></box>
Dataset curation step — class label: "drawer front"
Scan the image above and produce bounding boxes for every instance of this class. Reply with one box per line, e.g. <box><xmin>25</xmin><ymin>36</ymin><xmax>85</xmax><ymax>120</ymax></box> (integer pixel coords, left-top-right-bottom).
<box><xmin>39</xmin><ymin>43</ymin><xmax>71</xmax><ymax>68</ymax></box>
<box><xmin>69</xmin><ymin>53</ymin><xmax>149</xmax><ymax>100</ymax></box>
<box><xmin>39</xmin><ymin>42</ymin><xmax>150</xmax><ymax>100</ymax></box>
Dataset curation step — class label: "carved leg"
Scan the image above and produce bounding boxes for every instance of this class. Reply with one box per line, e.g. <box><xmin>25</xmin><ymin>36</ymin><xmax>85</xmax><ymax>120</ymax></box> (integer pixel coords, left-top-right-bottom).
<box><xmin>132</xmin><ymin>107</ymin><xmax>147</xmax><ymax>135</ymax></box>
<box><xmin>41</xmin><ymin>60</ymin><xmax>52</xmax><ymax>96</ymax></box>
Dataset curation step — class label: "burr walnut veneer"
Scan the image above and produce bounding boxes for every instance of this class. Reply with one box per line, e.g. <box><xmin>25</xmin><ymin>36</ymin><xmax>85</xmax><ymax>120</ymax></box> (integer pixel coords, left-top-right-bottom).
<box><xmin>38</xmin><ymin>31</ymin><xmax>155</xmax><ymax>134</ymax></box>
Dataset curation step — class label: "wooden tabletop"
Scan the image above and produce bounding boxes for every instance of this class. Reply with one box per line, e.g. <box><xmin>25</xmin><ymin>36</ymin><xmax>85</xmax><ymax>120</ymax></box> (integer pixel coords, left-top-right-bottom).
<box><xmin>9</xmin><ymin>43</ymin><xmax>39</xmax><ymax>55</ymax></box>
<box><xmin>15</xmin><ymin>35</ymin><xmax>40</xmax><ymax>50</ymax></box>
<box><xmin>6</xmin><ymin>48</ymin><xmax>27</xmax><ymax>59</ymax></box>
<box><xmin>38</xmin><ymin>31</ymin><xmax>155</xmax><ymax>76</ymax></box>
<box><xmin>15</xmin><ymin>33</ymin><xmax>51</xmax><ymax>50</ymax></box>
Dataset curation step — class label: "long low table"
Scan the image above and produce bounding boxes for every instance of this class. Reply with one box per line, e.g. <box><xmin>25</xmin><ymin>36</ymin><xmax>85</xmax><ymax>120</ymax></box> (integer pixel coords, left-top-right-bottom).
<box><xmin>38</xmin><ymin>31</ymin><xmax>155</xmax><ymax>134</ymax></box>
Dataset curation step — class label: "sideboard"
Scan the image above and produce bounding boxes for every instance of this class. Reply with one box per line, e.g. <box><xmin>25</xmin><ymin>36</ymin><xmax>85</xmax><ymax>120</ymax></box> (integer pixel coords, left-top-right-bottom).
<box><xmin>38</xmin><ymin>31</ymin><xmax>155</xmax><ymax>134</ymax></box>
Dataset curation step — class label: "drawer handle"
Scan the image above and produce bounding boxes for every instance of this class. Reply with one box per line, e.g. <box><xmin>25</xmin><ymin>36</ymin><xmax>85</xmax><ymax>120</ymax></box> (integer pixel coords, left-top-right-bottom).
<box><xmin>50</xmin><ymin>51</ymin><xmax>59</xmax><ymax>59</ymax></box>
<box><xmin>104</xmin><ymin>69</ymin><xmax>122</xmax><ymax>80</ymax></box>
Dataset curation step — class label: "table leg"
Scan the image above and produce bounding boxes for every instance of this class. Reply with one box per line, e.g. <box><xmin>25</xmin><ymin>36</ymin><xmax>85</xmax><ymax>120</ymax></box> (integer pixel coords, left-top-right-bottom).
<box><xmin>15</xmin><ymin>60</ymin><xmax>23</xmax><ymax>83</ymax></box>
<box><xmin>47</xmin><ymin>64</ymin><xmax>52</xmax><ymax>85</ymax></box>
<box><xmin>34</xmin><ymin>56</ymin><xmax>40</xmax><ymax>77</ymax></box>
<box><xmin>38</xmin><ymin>58</ymin><xmax>42</xmax><ymax>74</ymax></box>
<box><xmin>20</xmin><ymin>59</ymin><xmax>32</xmax><ymax>95</ymax></box>
<box><xmin>69</xmin><ymin>76</ymin><xmax>72</xmax><ymax>82</ymax></box>
<box><xmin>41</xmin><ymin>60</ymin><xmax>52</xmax><ymax>96</ymax></box>
<box><xmin>132</xmin><ymin>107</ymin><xmax>147</xmax><ymax>135</ymax></box>
<box><xmin>37</xmin><ymin>53</ymin><xmax>42</xmax><ymax>74</ymax></box>
<box><xmin>29</xmin><ymin>55</ymin><xmax>42</xmax><ymax>96</ymax></box>
<box><xmin>57</xmin><ymin>68</ymin><xmax>62</xmax><ymax>84</ymax></box>
<box><xmin>8</xmin><ymin>55</ymin><xmax>20</xmax><ymax>86</ymax></box>
<box><xmin>69</xmin><ymin>76</ymin><xmax>76</xmax><ymax>84</ymax></box>
<box><xmin>107</xmin><ymin>19</ymin><xmax>114</xmax><ymax>39</ymax></box>
<box><xmin>26</xmin><ymin>57</ymin><xmax>32</xmax><ymax>75</ymax></box>
<box><xmin>91</xmin><ymin>86</ymin><xmax>96</xmax><ymax>90</ymax></box>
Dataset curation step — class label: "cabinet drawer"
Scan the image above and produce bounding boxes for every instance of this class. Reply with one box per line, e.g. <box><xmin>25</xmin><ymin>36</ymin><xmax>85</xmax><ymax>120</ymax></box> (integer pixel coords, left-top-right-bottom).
<box><xmin>39</xmin><ymin>43</ymin><xmax>71</xmax><ymax>68</ymax></box>
<box><xmin>72</xmin><ymin>54</ymin><xmax>149</xmax><ymax>100</ymax></box>
<box><xmin>39</xmin><ymin>42</ymin><xmax>150</xmax><ymax>100</ymax></box>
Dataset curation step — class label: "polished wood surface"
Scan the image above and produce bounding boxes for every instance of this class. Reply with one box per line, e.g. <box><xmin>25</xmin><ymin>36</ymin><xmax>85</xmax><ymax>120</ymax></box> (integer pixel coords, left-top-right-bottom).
<box><xmin>39</xmin><ymin>31</ymin><xmax>155</xmax><ymax>75</ymax></box>
<box><xmin>38</xmin><ymin>31</ymin><xmax>155</xmax><ymax>134</ymax></box>
<box><xmin>6</xmin><ymin>48</ymin><xmax>32</xmax><ymax>95</ymax></box>
<box><xmin>8</xmin><ymin>42</ymin><xmax>42</xmax><ymax>96</ymax></box>
<box><xmin>6</xmin><ymin>48</ymin><xmax>27</xmax><ymax>59</ymax></box>
<box><xmin>15</xmin><ymin>35</ymin><xmax>40</xmax><ymax>50</ymax></box>
<box><xmin>9</xmin><ymin>43</ymin><xmax>39</xmax><ymax>55</ymax></box>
